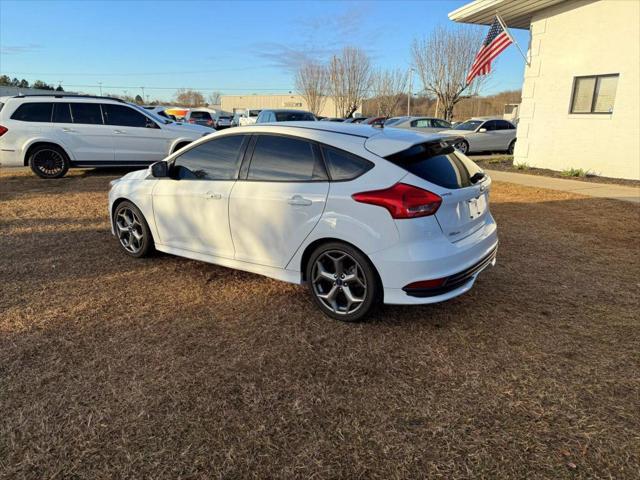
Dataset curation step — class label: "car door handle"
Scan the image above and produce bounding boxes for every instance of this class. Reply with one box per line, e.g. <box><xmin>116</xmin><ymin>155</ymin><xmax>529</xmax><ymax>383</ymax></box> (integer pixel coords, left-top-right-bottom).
<box><xmin>113</xmin><ymin>129</ymin><xmax>125</xmax><ymax>134</ymax></box>
<box><xmin>203</xmin><ymin>191</ymin><xmax>222</xmax><ymax>200</ymax></box>
<box><xmin>288</xmin><ymin>195</ymin><xmax>312</xmax><ymax>206</ymax></box>
<box><xmin>61</xmin><ymin>127</ymin><xmax>76</xmax><ymax>133</ymax></box>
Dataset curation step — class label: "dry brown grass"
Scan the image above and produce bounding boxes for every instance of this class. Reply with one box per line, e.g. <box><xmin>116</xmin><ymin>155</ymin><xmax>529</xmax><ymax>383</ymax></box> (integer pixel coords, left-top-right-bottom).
<box><xmin>1</xmin><ymin>167</ymin><xmax>639</xmax><ymax>479</ymax></box>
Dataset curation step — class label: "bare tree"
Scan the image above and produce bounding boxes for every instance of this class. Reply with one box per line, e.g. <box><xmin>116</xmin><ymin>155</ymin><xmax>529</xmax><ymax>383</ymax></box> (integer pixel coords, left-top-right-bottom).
<box><xmin>209</xmin><ymin>91</ymin><xmax>222</xmax><ymax>106</ymax></box>
<box><xmin>370</xmin><ymin>69</ymin><xmax>408</xmax><ymax>118</ymax></box>
<box><xmin>412</xmin><ymin>26</ymin><xmax>488</xmax><ymax>121</ymax></box>
<box><xmin>328</xmin><ymin>47</ymin><xmax>372</xmax><ymax>118</ymax></box>
<box><xmin>295</xmin><ymin>62</ymin><xmax>328</xmax><ymax>116</ymax></box>
<box><xmin>175</xmin><ymin>89</ymin><xmax>205</xmax><ymax>107</ymax></box>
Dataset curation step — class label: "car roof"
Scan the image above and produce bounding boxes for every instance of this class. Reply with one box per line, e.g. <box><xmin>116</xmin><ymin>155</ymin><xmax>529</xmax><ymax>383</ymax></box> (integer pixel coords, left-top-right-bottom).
<box><xmin>238</xmin><ymin>122</ymin><xmax>450</xmax><ymax>157</ymax></box>
<box><xmin>1</xmin><ymin>94</ymin><xmax>125</xmax><ymax>104</ymax></box>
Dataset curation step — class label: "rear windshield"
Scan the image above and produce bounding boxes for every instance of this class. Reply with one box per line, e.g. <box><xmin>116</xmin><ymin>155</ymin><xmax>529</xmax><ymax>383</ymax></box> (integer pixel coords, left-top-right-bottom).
<box><xmin>385</xmin><ymin>141</ymin><xmax>483</xmax><ymax>189</ymax></box>
<box><xmin>275</xmin><ymin>111</ymin><xmax>315</xmax><ymax>121</ymax></box>
<box><xmin>190</xmin><ymin>111</ymin><xmax>211</xmax><ymax>120</ymax></box>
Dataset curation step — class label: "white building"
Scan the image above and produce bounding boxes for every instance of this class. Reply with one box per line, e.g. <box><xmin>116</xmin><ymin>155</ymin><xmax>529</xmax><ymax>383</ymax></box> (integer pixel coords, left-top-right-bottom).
<box><xmin>450</xmin><ymin>0</ymin><xmax>640</xmax><ymax>180</ymax></box>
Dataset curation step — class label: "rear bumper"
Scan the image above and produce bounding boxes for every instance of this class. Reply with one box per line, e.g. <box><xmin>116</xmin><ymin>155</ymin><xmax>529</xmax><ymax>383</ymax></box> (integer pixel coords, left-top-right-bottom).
<box><xmin>370</xmin><ymin>214</ymin><xmax>498</xmax><ymax>305</ymax></box>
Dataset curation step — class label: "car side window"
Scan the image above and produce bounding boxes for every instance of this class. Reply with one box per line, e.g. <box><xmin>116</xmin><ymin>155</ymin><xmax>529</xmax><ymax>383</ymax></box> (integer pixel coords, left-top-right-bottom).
<box><xmin>247</xmin><ymin>135</ymin><xmax>327</xmax><ymax>181</ymax></box>
<box><xmin>102</xmin><ymin>104</ymin><xmax>152</xmax><ymax>128</ymax></box>
<box><xmin>483</xmin><ymin>120</ymin><xmax>498</xmax><ymax>131</ymax></box>
<box><xmin>321</xmin><ymin>146</ymin><xmax>374</xmax><ymax>181</ymax></box>
<box><xmin>190</xmin><ymin>111</ymin><xmax>211</xmax><ymax>121</ymax></box>
<box><xmin>70</xmin><ymin>103</ymin><xmax>103</xmax><ymax>125</ymax></box>
<box><xmin>52</xmin><ymin>103</ymin><xmax>73</xmax><ymax>123</ymax></box>
<box><xmin>433</xmin><ymin>119</ymin><xmax>451</xmax><ymax>128</ymax></box>
<box><xmin>10</xmin><ymin>102</ymin><xmax>53</xmax><ymax>122</ymax></box>
<box><xmin>173</xmin><ymin>135</ymin><xmax>246</xmax><ymax>180</ymax></box>
<box><xmin>413</xmin><ymin>119</ymin><xmax>432</xmax><ymax>128</ymax></box>
<box><xmin>495</xmin><ymin>120</ymin><xmax>514</xmax><ymax>130</ymax></box>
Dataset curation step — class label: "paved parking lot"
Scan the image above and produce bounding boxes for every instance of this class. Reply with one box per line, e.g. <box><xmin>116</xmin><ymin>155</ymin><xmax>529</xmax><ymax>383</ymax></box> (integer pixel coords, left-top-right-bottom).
<box><xmin>1</xmin><ymin>167</ymin><xmax>639</xmax><ymax>479</ymax></box>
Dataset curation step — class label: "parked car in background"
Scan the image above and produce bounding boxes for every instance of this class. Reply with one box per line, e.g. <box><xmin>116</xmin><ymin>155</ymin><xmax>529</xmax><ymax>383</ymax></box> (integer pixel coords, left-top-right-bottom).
<box><xmin>215</xmin><ymin>115</ymin><xmax>232</xmax><ymax>129</ymax></box>
<box><xmin>184</xmin><ymin>108</ymin><xmax>219</xmax><ymax>128</ymax></box>
<box><xmin>142</xmin><ymin>105</ymin><xmax>177</xmax><ymax>121</ymax></box>
<box><xmin>319</xmin><ymin>117</ymin><xmax>345</xmax><ymax>122</ymax></box>
<box><xmin>139</xmin><ymin>106</ymin><xmax>213</xmax><ymax>134</ymax></box>
<box><xmin>440</xmin><ymin>117</ymin><xmax>517</xmax><ymax>154</ymax></box>
<box><xmin>343</xmin><ymin>117</ymin><xmax>367</xmax><ymax>124</ymax></box>
<box><xmin>0</xmin><ymin>94</ymin><xmax>210</xmax><ymax>178</ymax></box>
<box><xmin>255</xmin><ymin>109</ymin><xmax>316</xmax><ymax>123</ymax></box>
<box><xmin>362</xmin><ymin>116</ymin><xmax>386</xmax><ymax>127</ymax></box>
<box><xmin>108</xmin><ymin>122</ymin><xmax>497</xmax><ymax>321</ymax></box>
<box><xmin>385</xmin><ymin>116</ymin><xmax>451</xmax><ymax>133</ymax></box>
<box><xmin>238</xmin><ymin>109</ymin><xmax>262</xmax><ymax>126</ymax></box>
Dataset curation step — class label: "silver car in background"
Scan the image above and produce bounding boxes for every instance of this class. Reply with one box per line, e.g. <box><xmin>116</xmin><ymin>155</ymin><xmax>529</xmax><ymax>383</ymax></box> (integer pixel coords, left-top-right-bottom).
<box><xmin>385</xmin><ymin>116</ymin><xmax>452</xmax><ymax>133</ymax></box>
<box><xmin>440</xmin><ymin>117</ymin><xmax>517</xmax><ymax>155</ymax></box>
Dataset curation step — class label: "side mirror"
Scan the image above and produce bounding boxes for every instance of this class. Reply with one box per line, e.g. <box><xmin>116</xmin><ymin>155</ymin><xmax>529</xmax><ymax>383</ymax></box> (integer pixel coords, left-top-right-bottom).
<box><xmin>151</xmin><ymin>161</ymin><xmax>169</xmax><ymax>178</ymax></box>
<box><xmin>478</xmin><ymin>128</ymin><xmax>487</xmax><ymax>133</ymax></box>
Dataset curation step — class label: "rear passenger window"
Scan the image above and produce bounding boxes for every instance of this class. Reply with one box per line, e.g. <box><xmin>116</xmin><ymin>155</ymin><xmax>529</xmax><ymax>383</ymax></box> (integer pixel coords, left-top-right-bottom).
<box><xmin>102</xmin><ymin>104</ymin><xmax>150</xmax><ymax>128</ymax></box>
<box><xmin>52</xmin><ymin>103</ymin><xmax>72</xmax><ymax>123</ymax></box>
<box><xmin>173</xmin><ymin>135</ymin><xmax>246</xmax><ymax>180</ymax></box>
<box><xmin>322</xmin><ymin>146</ymin><xmax>373</xmax><ymax>181</ymax></box>
<box><xmin>248</xmin><ymin>135</ymin><xmax>326</xmax><ymax>181</ymax></box>
<box><xmin>11</xmin><ymin>103</ymin><xmax>53</xmax><ymax>122</ymax></box>
<box><xmin>70</xmin><ymin>103</ymin><xmax>103</xmax><ymax>124</ymax></box>
<box><xmin>190</xmin><ymin>111</ymin><xmax>211</xmax><ymax>120</ymax></box>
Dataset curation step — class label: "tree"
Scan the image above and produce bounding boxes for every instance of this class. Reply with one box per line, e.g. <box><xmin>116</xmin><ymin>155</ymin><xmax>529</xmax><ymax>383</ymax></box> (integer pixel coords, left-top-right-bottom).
<box><xmin>328</xmin><ymin>47</ymin><xmax>372</xmax><ymax>118</ymax></box>
<box><xmin>175</xmin><ymin>89</ymin><xmax>205</xmax><ymax>107</ymax></box>
<box><xmin>32</xmin><ymin>80</ymin><xmax>54</xmax><ymax>90</ymax></box>
<box><xmin>18</xmin><ymin>79</ymin><xmax>29</xmax><ymax>88</ymax></box>
<box><xmin>209</xmin><ymin>91</ymin><xmax>222</xmax><ymax>106</ymax></box>
<box><xmin>412</xmin><ymin>25</ymin><xmax>488</xmax><ymax>121</ymax></box>
<box><xmin>134</xmin><ymin>94</ymin><xmax>144</xmax><ymax>105</ymax></box>
<box><xmin>55</xmin><ymin>84</ymin><xmax>64</xmax><ymax>92</ymax></box>
<box><xmin>370</xmin><ymin>68</ymin><xmax>408</xmax><ymax>118</ymax></box>
<box><xmin>0</xmin><ymin>75</ymin><xmax>11</xmax><ymax>86</ymax></box>
<box><xmin>295</xmin><ymin>62</ymin><xmax>328</xmax><ymax>116</ymax></box>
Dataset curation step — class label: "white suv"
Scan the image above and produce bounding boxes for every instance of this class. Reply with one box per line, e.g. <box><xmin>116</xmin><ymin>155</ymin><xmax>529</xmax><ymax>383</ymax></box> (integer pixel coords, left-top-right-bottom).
<box><xmin>0</xmin><ymin>95</ymin><xmax>212</xmax><ymax>178</ymax></box>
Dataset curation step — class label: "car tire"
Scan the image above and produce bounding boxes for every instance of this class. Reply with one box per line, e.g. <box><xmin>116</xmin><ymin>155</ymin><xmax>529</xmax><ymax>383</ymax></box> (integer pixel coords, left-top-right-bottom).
<box><xmin>454</xmin><ymin>139</ymin><xmax>469</xmax><ymax>155</ymax></box>
<box><xmin>507</xmin><ymin>139</ymin><xmax>516</xmax><ymax>155</ymax></box>
<box><xmin>28</xmin><ymin>144</ymin><xmax>70</xmax><ymax>179</ymax></box>
<box><xmin>113</xmin><ymin>201</ymin><xmax>154</xmax><ymax>258</ymax></box>
<box><xmin>306</xmin><ymin>242</ymin><xmax>380</xmax><ymax>322</ymax></box>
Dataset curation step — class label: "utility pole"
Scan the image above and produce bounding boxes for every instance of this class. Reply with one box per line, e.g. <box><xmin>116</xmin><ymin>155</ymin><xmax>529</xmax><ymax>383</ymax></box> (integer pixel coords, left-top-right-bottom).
<box><xmin>407</xmin><ymin>67</ymin><xmax>414</xmax><ymax>116</ymax></box>
<box><xmin>141</xmin><ymin>86</ymin><xmax>145</xmax><ymax>100</ymax></box>
<box><xmin>98</xmin><ymin>82</ymin><xmax>103</xmax><ymax>96</ymax></box>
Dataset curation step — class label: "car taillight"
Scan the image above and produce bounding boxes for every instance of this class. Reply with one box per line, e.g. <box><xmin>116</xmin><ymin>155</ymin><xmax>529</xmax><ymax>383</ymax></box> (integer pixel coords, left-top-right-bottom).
<box><xmin>0</xmin><ymin>125</ymin><xmax>7</xmax><ymax>137</ymax></box>
<box><xmin>352</xmin><ymin>183</ymin><xmax>442</xmax><ymax>219</ymax></box>
<box><xmin>207</xmin><ymin>119</ymin><xmax>213</xmax><ymax>125</ymax></box>
<box><xmin>188</xmin><ymin>119</ymin><xmax>195</xmax><ymax>124</ymax></box>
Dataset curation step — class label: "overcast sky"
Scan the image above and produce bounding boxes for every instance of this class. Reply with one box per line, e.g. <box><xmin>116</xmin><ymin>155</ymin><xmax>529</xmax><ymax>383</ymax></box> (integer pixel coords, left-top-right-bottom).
<box><xmin>0</xmin><ymin>0</ymin><xmax>530</xmax><ymax>100</ymax></box>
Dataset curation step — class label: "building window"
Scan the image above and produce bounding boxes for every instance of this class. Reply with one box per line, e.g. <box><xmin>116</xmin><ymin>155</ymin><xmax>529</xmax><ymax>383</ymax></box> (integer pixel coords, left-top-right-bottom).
<box><xmin>570</xmin><ymin>74</ymin><xmax>619</xmax><ymax>114</ymax></box>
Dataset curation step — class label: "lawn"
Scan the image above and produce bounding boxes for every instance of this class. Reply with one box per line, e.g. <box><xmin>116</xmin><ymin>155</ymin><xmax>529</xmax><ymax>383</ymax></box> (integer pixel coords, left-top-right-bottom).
<box><xmin>1</xmin><ymin>167</ymin><xmax>639</xmax><ymax>479</ymax></box>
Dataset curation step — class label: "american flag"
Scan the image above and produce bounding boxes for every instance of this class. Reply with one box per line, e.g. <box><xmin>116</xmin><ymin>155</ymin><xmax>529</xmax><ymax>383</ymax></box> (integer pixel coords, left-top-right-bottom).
<box><xmin>466</xmin><ymin>16</ymin><xmax>513</xmax><ymax>85</ymax></box>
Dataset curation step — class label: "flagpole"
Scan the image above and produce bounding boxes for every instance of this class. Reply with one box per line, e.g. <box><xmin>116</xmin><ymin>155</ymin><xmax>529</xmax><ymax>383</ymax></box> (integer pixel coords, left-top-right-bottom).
<box><xmin>496</xmin><ymin>13</ymin><xmax>530</xmax><ymax>66</ymax></box>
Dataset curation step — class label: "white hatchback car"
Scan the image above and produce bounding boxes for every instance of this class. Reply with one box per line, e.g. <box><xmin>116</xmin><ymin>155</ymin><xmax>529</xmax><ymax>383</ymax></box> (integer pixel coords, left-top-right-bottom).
<box><xmin>0</xmin><ymin>95</ymin><xmax>211</xmax><ymax>178</ymax></box>
<box><xmin>108</xmin><ymin>123</ymin><xmax>498</xmax><ymax>321</ymax></box>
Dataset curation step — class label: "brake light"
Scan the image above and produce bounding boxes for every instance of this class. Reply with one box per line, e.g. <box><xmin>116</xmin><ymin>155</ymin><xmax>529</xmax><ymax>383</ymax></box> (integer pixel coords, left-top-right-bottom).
<box><xmin>188</xmin><ymin>119</ymin><xmax>196</xmax><ymax>124</ymax></box>
<box><xmin>352</xmin><ymin>183</ymin><xmax>442</xmax><ymax>219</ymax></box>
<box><xmin>0</xmin><ymin>125</ymin><xmax>7</xmax><ymax>137</ymax></box>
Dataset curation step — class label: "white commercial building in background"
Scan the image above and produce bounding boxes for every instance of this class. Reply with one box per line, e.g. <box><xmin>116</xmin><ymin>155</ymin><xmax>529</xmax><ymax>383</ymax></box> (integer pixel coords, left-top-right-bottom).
<box><xmin>221</xmin><ymin>94</ymin><xmax>361</xmax><ymax>119</ymax></box>
<box><xmin>450</xmin><ymin>0</ymin><xmax>640</xmax><ymax>180</ymax></box>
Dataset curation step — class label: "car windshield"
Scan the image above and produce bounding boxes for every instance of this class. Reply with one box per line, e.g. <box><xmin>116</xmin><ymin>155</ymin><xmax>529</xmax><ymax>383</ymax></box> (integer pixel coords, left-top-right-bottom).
<box><xmin>275</xmin><ymin>111</ymin><xmax>315</xmax><ymax>121</ymax></box>
<box><xmin>249</xmin><ymin>110</ymin><xmax>261</xmax><ymax>117</ymax></box>
<box><xmin>454</xmin><ymin>120</ymin><xmax>483</xmax><ymax>131</ymax></box>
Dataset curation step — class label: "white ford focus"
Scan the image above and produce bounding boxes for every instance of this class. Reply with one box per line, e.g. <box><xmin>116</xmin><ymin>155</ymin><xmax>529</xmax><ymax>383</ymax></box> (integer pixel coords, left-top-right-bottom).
<box><xmin>108</xmin><ymin>122</ymin><xmax>498</xmax><ymax>321</ymax></box>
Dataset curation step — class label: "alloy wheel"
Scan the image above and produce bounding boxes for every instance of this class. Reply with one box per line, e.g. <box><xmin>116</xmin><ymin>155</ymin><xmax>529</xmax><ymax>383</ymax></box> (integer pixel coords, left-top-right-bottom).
<box><xmin>115</xmin><ymin>207</ymin><xmax>145</xmax><ymax>254</ymax></box>
<box><xmin>455</xmin><ymin>141</ymin><xmax>468</xmax><ymax>154</ymax></box>
<box><xmin>311</xmin><ymin>250</ymin><xmax>368</xmax><ymax>315</ymax></box>
<box><xmin>32</xmin><ymin>149</ymin><xmax>66</xmax><ymax>177</ymax></box>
